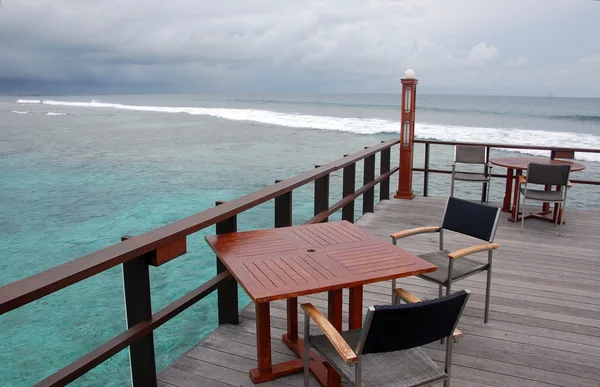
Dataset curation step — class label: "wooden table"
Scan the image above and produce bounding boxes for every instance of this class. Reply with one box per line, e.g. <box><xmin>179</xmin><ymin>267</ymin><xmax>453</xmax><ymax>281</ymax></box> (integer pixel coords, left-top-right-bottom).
<box><xmin>489</xmin><ymin>156</ymin><xmax>585</xmax><ymax>222</ymax></box>
<box><xmin>205</xmin><ymin>220</ymin><xmax>437</xmax><ymax>386</ymax></box>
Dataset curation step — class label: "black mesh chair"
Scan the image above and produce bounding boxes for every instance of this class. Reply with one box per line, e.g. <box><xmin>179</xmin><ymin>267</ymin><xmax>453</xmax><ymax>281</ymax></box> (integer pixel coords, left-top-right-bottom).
<box><xmin>390</xmin><ymin>197</ymin><xmax>500</xmax><ymax>323</ymax></box>
<box><xmin>302</xmin><ymin>290</ymin><xmax>470</xmax><ymax>387</ymax></box>
<box><xmin>516</xmin><ymin>163</ymin><xmax>571</xmax><ymax>236</ymax></box>
<box><xmin>450</xmin><ymin>145</ymin><xmax>492</xmax><ymax>203</ymax></box>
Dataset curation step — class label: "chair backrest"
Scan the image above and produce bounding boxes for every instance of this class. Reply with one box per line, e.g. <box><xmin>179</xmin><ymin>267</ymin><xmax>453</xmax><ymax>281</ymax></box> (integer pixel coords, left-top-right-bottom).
<box><xmin>526</xmin><ymin>163</ymin><xmax>570</xmax><ymax>186</ymax></box>
<box><xmin>454</xmin><ymin>145</ymin><xmax>486</xmax><ymax>164</ymax></box>
<box><xmin>441</xmin><ymin>197</ymin><xmax>500</xmax><ymax>242</ymax></box>
<box><xmin>357</xmin><ymin>290</ymin><xmax>470</xmax><ymax>355</ymax></box>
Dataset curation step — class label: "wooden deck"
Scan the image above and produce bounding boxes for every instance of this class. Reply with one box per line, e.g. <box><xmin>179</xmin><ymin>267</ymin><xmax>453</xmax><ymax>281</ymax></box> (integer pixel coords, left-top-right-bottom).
<box><xmin>158</xmin><ymin>196</ymin><xmax>600</xmax><ymax>387</ymax></box>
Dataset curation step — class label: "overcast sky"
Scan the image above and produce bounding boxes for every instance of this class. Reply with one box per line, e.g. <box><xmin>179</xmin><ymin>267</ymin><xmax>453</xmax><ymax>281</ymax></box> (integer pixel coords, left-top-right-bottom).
<box><xmin>0</xmin><ymin>0</ymin><xmax>599</xmax><ymax>96</ymax></box>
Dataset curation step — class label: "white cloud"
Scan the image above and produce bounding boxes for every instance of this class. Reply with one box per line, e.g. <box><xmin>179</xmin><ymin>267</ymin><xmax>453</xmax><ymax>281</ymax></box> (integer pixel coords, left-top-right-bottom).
<box><xmin>465</xmin><ymin>43</ymin><xmax>499</xmax><ymax>67</ymax></box>
<box><xmin>505</xmin><ymin>54</ymin><xmax>529</xmax><ymax>67</ymax></box>
<box><xmin>580</xmin><ymin>55</ymin><xmax>600</xmax><ymax>64</ymax></box>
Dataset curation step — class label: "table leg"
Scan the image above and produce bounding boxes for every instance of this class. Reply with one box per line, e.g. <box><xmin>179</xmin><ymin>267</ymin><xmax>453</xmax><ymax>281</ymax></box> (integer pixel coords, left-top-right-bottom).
<box><xmin>253</xmin><ymin>302</ymin><xmax>307</xmax><ymax>384</ymax></box>
<box><xmin>543</xmin><ymin>184</ymin><xmax>551</xmax><ymax>213</ymax></box>
<box><xmin>349</xmin><ymin>286</ymin><xmax>363</xmax><ymax>330</ymax></box>
<box><xmin>250</xmin><ymin>302</ymin><xmax>272</xmax><ymax>383</ymax></box>
<box><xmin>508</xmin><ymin>169</ymin><xmax>522</xmax><ymax>222</ymax></box>
<box><xmin>279</xmin><ymin>290</ymin><xmax>347</xmax><ymax>387</ymax></box>
<box><xmin>502</xmin><ymin>168</ymin><xmax>514</xmax><ymax>212</ymax></box>
<box><xmin>281</xmin><ymin>296</ymin><xmax>329</xmax><ymax>387</ymax></box>
<box><xmin>286</xmin><ymin>297</ymin><xmax>298</xmax><ymax>342</ymax></box>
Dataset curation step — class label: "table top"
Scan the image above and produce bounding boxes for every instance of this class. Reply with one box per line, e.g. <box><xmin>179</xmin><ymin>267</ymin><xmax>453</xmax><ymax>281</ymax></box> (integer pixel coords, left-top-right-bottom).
<box><xmin>489</xmin><ymin>156</ymin><xmax>585</xmax><ymax>172</ymax></box>
<box><xmin>205</xmin><ymin>221</ymin><xmax>437</xmax><ymax>303</ymax></box>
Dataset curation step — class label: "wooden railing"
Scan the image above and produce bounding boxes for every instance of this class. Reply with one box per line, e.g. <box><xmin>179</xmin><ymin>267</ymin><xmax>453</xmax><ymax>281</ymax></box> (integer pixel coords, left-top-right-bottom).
<box><xmin>0</xmin><ymin>139</ymin><xmax>399</xmax><ymax>387</ymax></box>
<box><xmin>415</xmin><ymin>139</ymin><xmax>600</xmax><ymax>201</ymax></box>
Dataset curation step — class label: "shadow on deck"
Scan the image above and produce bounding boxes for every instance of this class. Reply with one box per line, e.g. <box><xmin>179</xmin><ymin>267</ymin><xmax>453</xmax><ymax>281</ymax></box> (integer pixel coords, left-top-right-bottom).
<box><xmin>158</xmin><ymin>196</ymin><xmax>600</xmax><ymax>387</ymax></box>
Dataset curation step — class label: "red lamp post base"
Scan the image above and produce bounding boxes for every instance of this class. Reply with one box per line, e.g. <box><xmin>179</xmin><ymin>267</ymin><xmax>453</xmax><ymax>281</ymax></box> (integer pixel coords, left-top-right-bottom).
<box><xmin>394</xmin><ymin>191</ymin><xmax>415</xmax><ymax>199</ymax></box>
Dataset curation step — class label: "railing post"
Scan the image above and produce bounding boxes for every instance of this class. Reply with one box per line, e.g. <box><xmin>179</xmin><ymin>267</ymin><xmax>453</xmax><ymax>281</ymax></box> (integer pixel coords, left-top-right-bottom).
<box><xmin>314</xmin><ymin>166</ymin><xmax>330</xmax><ymax>222</ymax></box>
<box><xmin>120</xmin><ymin>236</ymin><xmax>157</xmax><ymax>387</ymax></box>
<box><xmin>363</xmin><ymin>149</ymin><xmax>375</xmax><ymax>214</ymax></box>
<box><xmin>380</xmin><ymin>144</ymin><xmax>391</xmax><ymax>201</ymax></box>
<box><xmin>342</xmin><ymin>156</ymin><xmax>356</xmax><ymax>223</ymax></box>
<box><xmin>423</xmin><ymin>143</ymin><xmax>430</xmax><ymax>197</ymax></box>
<box><xmin>481</xmin><ymin>146</ymin><xmax>491</xmax><ymax>202</ymax></box>
<box><xmin>215</xmin><ymin>201</ymin><xmax>238</xmax><ymax>325</ymax></box>
<box><xmin>274</xmin><ymin>180</ymin><xmax>292</xmax><ymax>228</ymax></box>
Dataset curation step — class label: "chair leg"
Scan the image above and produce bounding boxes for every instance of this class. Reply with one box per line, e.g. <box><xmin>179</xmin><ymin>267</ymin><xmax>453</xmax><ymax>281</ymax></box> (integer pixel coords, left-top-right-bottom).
<box><xmin>355</xmin><ymin>357</ymin><xmax>362</xmax><ymax>387</ymax></box>
<box><xmin>480</xmin><ymin>183</ymin><xmax>484</xmax><ymax>204</ymax></box>
<box><xmin>439</xmin><ymin>285</ymin><xmax>445</xmax><ymax>344</ymax></box>
<box><xmin>559</xmin><ymin>203</ymin><xmax>564</xmax><ymax>236</ymax></box>
<box><xmin>559</xmin><ymin>189</ymin><xmax>568</xmax><ymax>236</ymax></box>
<box><xmin>304</xmin><ymin>314</ymin><xmax>310</xmax><ymax>387</ymax></box>
<box><xmin>444</xmin><ymin>334</ymin><xmax>454</xmax><ymax>387</ymax></box>
<box><xmin>485</xmin><ymin>270</ymin><xmax>492</xmax><ymax>324</ymax></box>
<box><xmin>391</xmin><ymin>278</ymin><xmax>397</xmax><ymax>304</ymax></box>
<box><xmin>555</xmin><ymin>201</ymin><xmax>560</xmax><ymax>234</ymax></box>
<box><xmin>450</xmin><ymin>178</ymin><xmax>454</xmax><ymax>197</ymax></box>
<box><xmin>520</xmin><ymin>197</ymin><xmax>526</xmax><ymax>230</ymax></box>
<box><xmin>557</xmin><ymin>202</ymin><xmax>563</xmax><ymax>236</ymax></box>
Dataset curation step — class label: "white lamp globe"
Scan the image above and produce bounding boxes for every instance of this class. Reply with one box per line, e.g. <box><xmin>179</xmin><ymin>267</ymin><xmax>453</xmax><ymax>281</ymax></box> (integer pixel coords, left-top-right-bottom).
<box><xmin>404</xmin><ymin>69</ymin><xmax>416</xmax><ymax>79</ymax></box>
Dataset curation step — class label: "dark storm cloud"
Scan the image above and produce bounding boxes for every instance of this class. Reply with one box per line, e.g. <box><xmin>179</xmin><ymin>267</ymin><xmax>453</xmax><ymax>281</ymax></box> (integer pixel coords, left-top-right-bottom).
<box><xmin>0</xmin><ymin>0</ymin><xmax>599</xmax><ymax>96</ymax></box>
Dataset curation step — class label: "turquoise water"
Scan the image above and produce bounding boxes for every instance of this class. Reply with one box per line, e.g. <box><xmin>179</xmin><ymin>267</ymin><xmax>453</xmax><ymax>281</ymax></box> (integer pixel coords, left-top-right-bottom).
<box><xmin>1</xmin><ymin>93</ymin><xmax>599</xmax><ymax>386</ymax></box>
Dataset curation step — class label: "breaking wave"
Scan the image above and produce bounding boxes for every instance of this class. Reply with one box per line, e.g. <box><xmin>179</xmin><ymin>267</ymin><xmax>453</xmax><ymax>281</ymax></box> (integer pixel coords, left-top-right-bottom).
<box><xmin>16</xmin><ymin>99</ymin><xmax>600</xmax><ymax>162</ymax></box>
<box><xmin>12</xmin><ymin>107</ymin><xmax>80</xmax><ymax>116</ymax></box>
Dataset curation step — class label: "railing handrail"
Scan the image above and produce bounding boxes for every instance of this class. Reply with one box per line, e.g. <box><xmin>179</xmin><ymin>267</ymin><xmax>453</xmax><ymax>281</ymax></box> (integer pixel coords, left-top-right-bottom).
<box><xmin>415</xmin><ymin>139</ymin><xmax>600</xmax><ymax>154</ymax></box>
<box><xmin>0</xmin><ymin>138</ymin><xmax>399</xmax><ymax>316</ymax></box>
<box><xmin>35</xmin><ymin>271</ymin><xmax>230</xmax><ymax>387</ymax></box>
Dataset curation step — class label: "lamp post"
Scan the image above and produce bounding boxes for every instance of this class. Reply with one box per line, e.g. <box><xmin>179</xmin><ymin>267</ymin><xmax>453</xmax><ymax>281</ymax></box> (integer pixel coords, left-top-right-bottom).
<box><xmin>395</xmin><ymin>69</ymin><xmax>418</xmax><ymax>199</ymax></box>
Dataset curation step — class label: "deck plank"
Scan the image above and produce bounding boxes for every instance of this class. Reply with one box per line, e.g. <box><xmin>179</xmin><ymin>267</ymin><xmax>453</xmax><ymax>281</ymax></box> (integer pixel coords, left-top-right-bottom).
<box><xmin>159</xmin><ymin>196</ymin><xmax>600</xmax><ymax>387</ymax></box>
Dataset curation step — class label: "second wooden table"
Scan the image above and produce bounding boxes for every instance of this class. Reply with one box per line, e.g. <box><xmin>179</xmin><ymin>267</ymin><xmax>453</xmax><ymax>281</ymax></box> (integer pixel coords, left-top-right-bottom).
<box><xmin>206</xmin><ymin>220</ymin><xmax>437</xmax><ymax>386</ymax></box>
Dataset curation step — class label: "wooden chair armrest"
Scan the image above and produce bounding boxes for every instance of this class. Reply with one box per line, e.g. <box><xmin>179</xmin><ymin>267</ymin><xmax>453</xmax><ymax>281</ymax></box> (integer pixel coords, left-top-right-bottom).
<box><xmin>567</xmin><ymin>180</ymin><xmax>573</xmax><ymax>188</ymax></box>
<box><xmin>448</xmin><ymin>243</ymin><xmax>499</xmax><ymax>260</ymax></box>
<box><xmin>393</xmin><ymin>288</ymin><xmax>463</xmax><ymax>342</ymax></box>
<box><xmin>453</xmin><ymin>328</ymin><xmax>463</xmax><ymax>342</ymax></box>
<box><xmin>301</xmin><ymin>303</ymin><xmax>357</xmax><ymax>363</ymax></box>
<box><xmin>394</xmin><ymin>288</ymin><xmax>422</xmax><ymax>303</ymax></box>
<box><xmin>519</xmin><ymin>175</ymin><xmax>526</xmax><ymax>185</ymax></box>
<box><xmin>390</xmin><ymin>226</ymin><xmax>441</xmax><ymax>240</ymax></box>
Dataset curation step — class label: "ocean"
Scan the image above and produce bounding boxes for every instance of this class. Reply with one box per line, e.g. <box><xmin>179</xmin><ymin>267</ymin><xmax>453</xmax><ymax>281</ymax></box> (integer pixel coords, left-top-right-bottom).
<box><xmin>1</xmin><ymin>93</ymin><xmax>599</xmax><ymax>386</ymax></box>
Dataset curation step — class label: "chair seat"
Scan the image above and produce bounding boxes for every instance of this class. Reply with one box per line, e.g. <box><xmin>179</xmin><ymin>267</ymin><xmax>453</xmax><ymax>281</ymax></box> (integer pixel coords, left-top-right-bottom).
<box><xmin>311</xmin><ymin>329</ymin><xmax>446</xmax><ymax>387</ymax></box>
<box><xmin>520</xmin><ymin>187</ymin><xmax>564</xmax><ymax>202</ymax></box>
<box><xmin>418</xmin><ymin>250</ymin><xmax>487</xmax><ymax>285</ymax></box>
<box><xmin>453</xmin><ymin>172</ymin><xmax>489</xmax><ymax>182</ymax></box>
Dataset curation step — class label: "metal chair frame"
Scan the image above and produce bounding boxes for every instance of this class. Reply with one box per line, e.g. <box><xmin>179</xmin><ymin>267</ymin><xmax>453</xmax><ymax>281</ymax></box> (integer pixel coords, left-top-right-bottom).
<box><xmin>450</xmin><ymin>145</ymin><xmax>492</xmax><ymax>203</ymax></box>
<box><xmin>391</xmin><ymin>197</ymin><xmax>501</xmax><ymax>323</ymax></box>
<box><xmin>303</xmin><ymin>290</ymin><xmax>471</xmax><ymax>387</ymax></box>
<box><xmin>516</xmin><ymin>163</ymin><xmax>570</xmax><ymax>236</ymax></box>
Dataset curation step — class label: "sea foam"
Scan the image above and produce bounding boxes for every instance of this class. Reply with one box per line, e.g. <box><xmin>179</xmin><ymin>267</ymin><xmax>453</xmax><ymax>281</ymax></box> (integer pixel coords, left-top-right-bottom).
<box><xmin>16</xmin><ymin>99</ymin><xmax>600</xmax><ymax>162</ymax></box>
